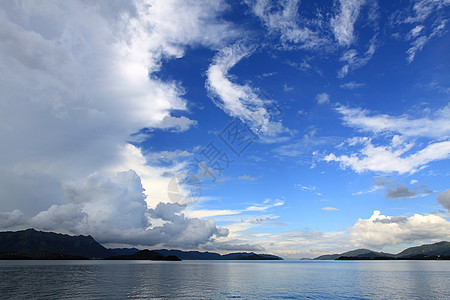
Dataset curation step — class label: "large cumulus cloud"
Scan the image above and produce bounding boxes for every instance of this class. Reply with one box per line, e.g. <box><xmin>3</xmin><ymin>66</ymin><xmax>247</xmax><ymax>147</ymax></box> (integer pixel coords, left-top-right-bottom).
<box><xmin>0</xmin><ymin>0</ymin><xmax>235</xmax><ymax>247</ymax></box>
<box><xmin>2</xmin><ymin>170</ymin><xmax>227</xmax><ymax>248</ymax></box>
<box><xmin>350</xmin><ymin>210</ymin><xmax>450</xmax><ymax>249</ymax></box>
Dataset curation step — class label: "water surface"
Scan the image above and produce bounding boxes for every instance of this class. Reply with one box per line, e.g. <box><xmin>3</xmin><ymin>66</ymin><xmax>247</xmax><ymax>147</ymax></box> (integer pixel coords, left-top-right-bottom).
<box><xmin>0</xmin><ymin>260</ymin><xmax>448</xmax><ymax>299</ymax></box>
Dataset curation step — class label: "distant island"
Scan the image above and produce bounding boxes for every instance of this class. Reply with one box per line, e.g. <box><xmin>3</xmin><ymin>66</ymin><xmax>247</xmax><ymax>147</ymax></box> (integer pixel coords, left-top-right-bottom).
<box><xmin>0</xmin><ymin>229</ymin><xmax>283</xmax><ymax>261</ymax></box>
<box><xmin>314</xmin><ymin>241</ymin><xmax>450</xmax><ymax>260</ymax></box>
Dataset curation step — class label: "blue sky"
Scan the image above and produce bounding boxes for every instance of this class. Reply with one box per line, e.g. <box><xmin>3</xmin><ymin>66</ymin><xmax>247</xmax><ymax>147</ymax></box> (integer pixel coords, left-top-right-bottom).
<box><xmin>0</xmin><ymin>0</ymin><xmax>449</xmax><ymax>259</ymax></box>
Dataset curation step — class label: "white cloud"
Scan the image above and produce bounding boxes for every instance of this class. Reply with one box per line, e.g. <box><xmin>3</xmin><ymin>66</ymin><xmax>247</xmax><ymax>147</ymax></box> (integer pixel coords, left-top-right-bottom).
<box><xmin>297</xmin><ymin>185</ymin><xmax>317</xmax><ymax>191</ymax></box>
<box><xmin>154</xmin><ymin>116</ymin><xmax>198</xmax><ymax>132</ymax></box>
<box><xmin>246</xmin><ymin>199</ymin><xmax>284</xmax><ymax>212</ymax></box>
<box><xmin>405</xmin><ymin>0</ymin><xmax>448</xmax><ymax>23</ymax></box>
<box><xmin>326</xmin><ymin>104</ymin><xmax>450</xmax><ymax>173</ymax></box>
<box><xmin>245</xmin><ymin>0</ymin><xmax>326</xmax><ymax>49</ymax></box>
<box><xmin>331</xmin><ymin>0</ymin><xmax>366</xmax><ymax>46</ymax></box>
<box><xmin>0</xmin><ymin>0</ymin><xmax>240</xmax><ymax>247</ymax></box>
<box><xmin>339</xmin><ymin>81</ymin><xmax>365</xmax><ymax>89</ymax></box>
<box><xmin>408</xmin><ymin>25</ymin><xmax>425</xmax><ymax>39</ymax></box>
<box><xmin>406</xmin><ymin>20</ymin><xmax>447</xmax><ymax>62</ymax></box>
<box><xmin>1</xmin><ymin>170</ymin><xmax>228</xmax><ymax>248</ymax></box>
<box><xmin>350</xmin><ymin>210</ymin><xmax>450</xmax><ymax>249</ymax></box>
<box><xmin>283</xmin><ymin>83</ymin><xmax>294</xmax><ymax>92</ymax></box>
<box><xmin>322</xmin><ymin>207</ymin><xmax>340</xmax><ymax>211</ymax></box>
<box><xmin>185</xmin><ymin>198</ymin><xmax>283</xmax><ymax>220</ymax></box>
<box><xmin>206</xmin><ymin>43</ymin><xmax>287</xmax><ymax>137</ymax></box>
<box><xmin>185</xmin><ymin>209</ymin><xmax>242</xmax><ymax>219</ymax></box>
<box><xmin>246</xmin><ymin>0</ymin><xmax>379</xmax><ymax>77</ymax></box>
<box><xmin>202</xmin><ymin>240</ymin><xmax>265</xmax><ymax>252</ymax></box>
<box><xmin>222</xmin><ymin>215</ymin><xmax>280</xmax><ymax>238</ymax></box>
<box><xmin>325</xmin><ymin>139</ymin><xmax>450</xmax><ymax>174</ymax></box>
<box><xmin>335</xmin><ymin>104</ymin><xmax>450</xmax><ymax>138</ymax></box>
<box><xmin>337</xmin><ymin>36</ymin><xmax>377</xmax><ymax>78</ymax></box>
<box><xmin>238</xmin><ymin>175</ymin><xmax>259</xmax><ymax>181</ymax></box>
<box><xmin>316</xmin><ymin>93</ymin><xmax>330</xmax><ymax>105</ymax></box>
<box><xmin>392</xmin><ymin>0</ymin><xmax>449</xmax><ymax>62</ymax></box>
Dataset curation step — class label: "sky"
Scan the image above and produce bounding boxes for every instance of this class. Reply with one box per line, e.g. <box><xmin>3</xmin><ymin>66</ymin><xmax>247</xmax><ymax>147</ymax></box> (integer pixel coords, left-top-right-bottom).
<box><xmin>0</xmin><ymin>0</ymin><xmax>449</xmax><ymax>259</ymax></box>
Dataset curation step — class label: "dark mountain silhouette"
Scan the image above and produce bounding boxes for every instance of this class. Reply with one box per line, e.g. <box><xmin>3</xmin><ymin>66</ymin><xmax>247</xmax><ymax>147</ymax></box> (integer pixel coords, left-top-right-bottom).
<box><xmin>0</xmin><ymin>228</ymin><xmax>113</xmax><ymax>259</ymax></box>
<box><xmin>154</xmin><ymin>249</ymin><xmax>283</xmax><ymax>260</ymax></box>
<box><xmin>154</xmin><ymin>249</ymin><xmax>222</xmax><ymax>260</ymax></box>
<box><xmin>314</xmin><ymin>241</ymin><xmax>450</xmax><ymax>260</ymax></box>
<box><xmin>0</xmin><ymin>229</ymin><xmax>282</xmax><ymax>260</ymax></box>
<box><xmin>109</xmin><ymin>248</ymin><xmax>140</xmax><ymax>256</ymax></box>
<box><xmin>104</xmin><ymin>249</ymin><xmax>181</xmax><ymax>261</ymax></box>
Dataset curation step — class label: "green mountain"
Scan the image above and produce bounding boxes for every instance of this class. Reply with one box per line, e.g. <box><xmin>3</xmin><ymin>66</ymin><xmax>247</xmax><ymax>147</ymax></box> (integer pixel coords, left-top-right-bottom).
<box><xmin>0</xmin><ymin>228</ymin><xmax>113</xmax><ymax>259</ymax></box>
<box><xmin>315</xmin><ymin>249</ymin><xmax>393</xmax><ymax>260</ymax></box>
<box><xmin>314</xmin><ymin>241</ymin><xmax>450</xmax><ymax>260</ymax></box>
<box><xmin>395</xmin><ymin>241</ymin><xmax>450</xmax><ymax>259</ymax></box>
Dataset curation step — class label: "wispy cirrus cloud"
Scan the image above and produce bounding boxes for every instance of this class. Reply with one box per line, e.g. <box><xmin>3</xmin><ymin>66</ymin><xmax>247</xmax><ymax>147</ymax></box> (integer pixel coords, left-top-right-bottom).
<box><xmin>338</xmin><ymin>36</ymin><xmax>377</xmax><ymax>78</ymax></box>
<box><xmin>246</xmin><ymin>0</ymin><xmax>379</xmax><ymax>77</ymax></box>
<box><xmin>238</xmin><ymin>175</ymin><xmax>260</xmax><ymax>181</ymax></box>
<box><xmin>339</xmin><ymin>81</ymin><xmax>365</xmax><ymax>89</ymax></box>
<box><xmin>406</xmin><ymin>19</ymin><xmax>447</xmax><ymax>62</ymax></box>
<box><xmin>325</xmin><ymin>137</ymin><xmax>450</xmax><ymax>174</ymax></box>
<box><xmin>390</xmin><ymin>0</ymin><xmax>449</xmax><ymax>62</ymax></box>
<box><xmin>245</xmin><ymin>0</ymin><xmax>327</xmax><ymax>49</ymax></box>
<box><xmin>335</xmin><ymin>104</ymin><xmax>450</xmax><ymax>138</ymax></box>
<box><xmin>206</xmin><ymin>43</ymin><xmax>289</xmax><ymax>137</ymax></box>
<box><xmin>331</xmin><ymin>0</ymin><xmax>367</xmax><ymax>46</ymax></box>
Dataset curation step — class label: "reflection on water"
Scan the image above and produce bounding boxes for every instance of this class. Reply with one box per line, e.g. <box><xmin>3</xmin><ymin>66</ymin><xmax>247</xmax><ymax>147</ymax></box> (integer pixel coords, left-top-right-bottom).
<box><xmin>0</xmin><ymin>260</ymin><xmax>449</xmax><ymax>299</ymax></box>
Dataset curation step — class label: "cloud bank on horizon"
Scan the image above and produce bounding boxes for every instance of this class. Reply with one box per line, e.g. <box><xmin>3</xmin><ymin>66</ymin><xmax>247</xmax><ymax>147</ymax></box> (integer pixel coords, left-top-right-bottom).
<box><xmin>0</xmin><ymin>0</ymin><xmax>449</xmax><ymax>258</ymax></box>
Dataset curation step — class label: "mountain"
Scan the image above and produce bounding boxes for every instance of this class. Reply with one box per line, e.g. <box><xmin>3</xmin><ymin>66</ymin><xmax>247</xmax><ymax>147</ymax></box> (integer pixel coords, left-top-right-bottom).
<box><xmin>314</xmin><ymin>241</ymin><xmax>450</xmax><ymax>260</ymax></box>
<box><xmin>315</xmin><ymin>249</ymin><xmax>393</xmax><ymax>260</ymax></box>
<box><xmin>0</xmin><ymin>229</ymin><xmax>283</xmax><ymax>260</ymax></box>
<box><xmin>154</xmin><ymin>249</ymin><xmax>283</xmax><ymax>260</ymax></box>
<box><xmin>154</xmin><ymin>249</ymin><xmax>222</xmax><ymax>260</ymax></box>
<box><xmin>0</xmin><ymin>228</ymin><xmax>113</xmax><ymax>259</ymax></box>
<box><xmin>395</xmin><ymin>241</ymin><xmax>450</xmax><ymax>259</ymax></box>
<box><xmin>109</xmin><ymin>248</ymin><xmax>140</xmax><ymax>256</ymax></box>
<box><xmin>104</xmin><ymin>249</ymin><xmax>181</xmax><ymax>261</ymax></box>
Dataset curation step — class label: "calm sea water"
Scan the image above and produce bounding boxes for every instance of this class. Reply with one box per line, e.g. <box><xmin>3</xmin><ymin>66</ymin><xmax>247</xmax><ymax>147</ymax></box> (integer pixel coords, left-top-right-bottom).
<box><xmin>0</xmin><ymin>260</ymin><xmax>448</xmax><ymax>299</ymax></box>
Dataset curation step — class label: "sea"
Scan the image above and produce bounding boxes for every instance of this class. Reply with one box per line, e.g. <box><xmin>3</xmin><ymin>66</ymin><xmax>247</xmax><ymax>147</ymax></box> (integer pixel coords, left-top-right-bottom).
<box><xmin>0</xmin><ymin>260</ymin><xmax>448</xmax><ymax>299</ymax></box>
